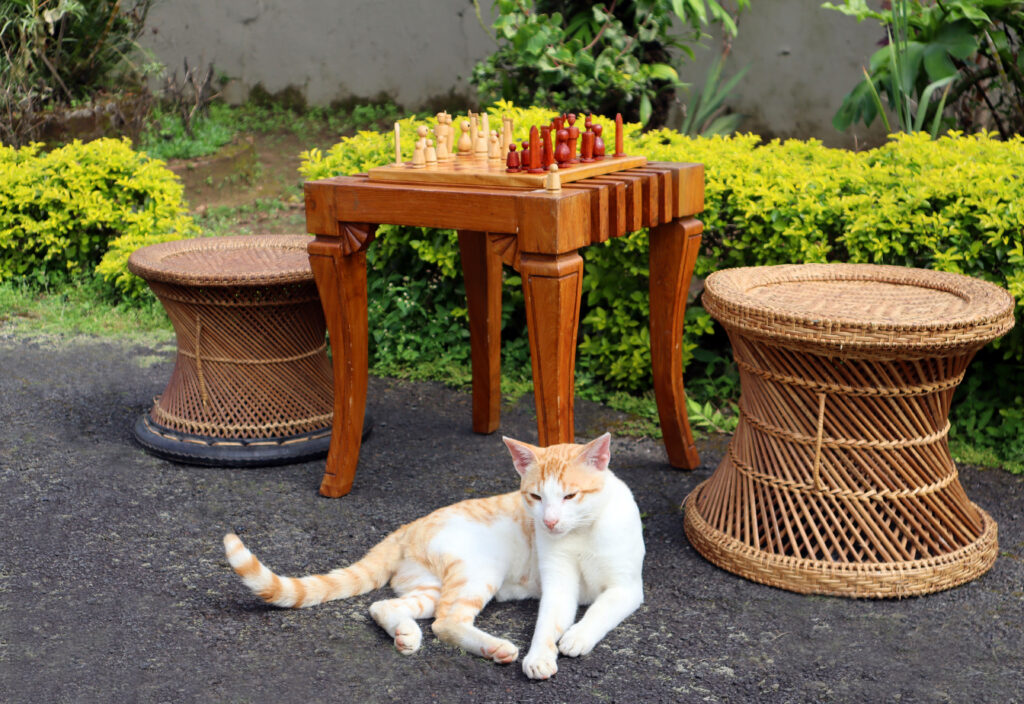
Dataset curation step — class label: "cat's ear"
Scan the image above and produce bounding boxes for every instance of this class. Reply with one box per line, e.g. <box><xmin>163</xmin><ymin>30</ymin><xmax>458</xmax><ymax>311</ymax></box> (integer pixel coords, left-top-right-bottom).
<box><xmin>576</xmin><ymin>432</ymin><xmax>612</xmax><ymax>471</ymax></box>
<box><xmin>503</xmin><ymin>436</ymin><xmax>540</xmax><ymax>476</ymax></box>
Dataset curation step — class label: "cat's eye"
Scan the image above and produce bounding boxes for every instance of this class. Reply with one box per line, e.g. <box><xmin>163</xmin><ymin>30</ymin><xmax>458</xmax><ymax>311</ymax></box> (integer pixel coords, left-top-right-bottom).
<box><xmin>564</xmin><ymin>492</ymin><xmax>578</xmax><ymax>501</ymax></box>
<box><xmin>529</xmin><ymin>492</ymin><xmax>542</xmax><ymax>501</ymax></box>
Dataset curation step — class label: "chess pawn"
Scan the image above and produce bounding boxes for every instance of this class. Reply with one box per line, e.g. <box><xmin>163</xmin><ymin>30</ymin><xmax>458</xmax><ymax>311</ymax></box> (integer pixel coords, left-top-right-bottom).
<box><xmin>434</xmin><ymin>115</ymin><xmax>451</xmax><ymax>161</ymax></box>
<box><xmin>412</xmin><ymin>138</ymin><xmax>427</xmax><ymax>168</ymax></box>
<box><xmin>520</xmin><ymin>140</ymin><xmax>531</xmax><ymax>169</ymax></box>
<box><xmin>425</xmin><ymin>138</ymin><xmax>438</xmax><ymax>166</ymax></box>
<box><xmin>593</xmin><ymin>123</ymin><xmax>605</xmax><ymax>159</ymax></box>
<box><xmin>567</xmin><ymin>113</ymin><xmax>580</xmax><ymax>163</ymax></box>
<box><xmin>544</xmin><ymin>163</ymin><xmax>561</xmax><ymax>192</ymax></box>
<box><xmin>488</xmin><ymin>130</ymin><xmax>501</xmax><ymax>161</ymax></box>
<box><xmin>457</xmin><ymin>120</ymin><xmax>473</xmax><ymax>156</ymax></box>
<box><xmin>555</xmin><ymin>127</ymin><xmax>571</xmax><ymax>164</ymax></box>
<box><xmin>506</xmin><ymin>144</ymin><xmax>521</xmax><ymax>172</ymax></box>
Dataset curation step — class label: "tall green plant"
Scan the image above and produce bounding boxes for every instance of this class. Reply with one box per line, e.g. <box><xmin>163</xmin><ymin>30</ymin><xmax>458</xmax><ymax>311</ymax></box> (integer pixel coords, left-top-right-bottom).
<box><xmin>826</xmin><ymin>0</ymin><xmax>1024</xmax><ymax>137</ymax></box>
<box><xmin>0</xmin><ymin>0</ymin><xmax>157</xmax><ymax>145</ymax></box>
<box><xmin>472</xmin><ymin>0</ymin><xmax>749</xmax><ymax>126</ymax></box>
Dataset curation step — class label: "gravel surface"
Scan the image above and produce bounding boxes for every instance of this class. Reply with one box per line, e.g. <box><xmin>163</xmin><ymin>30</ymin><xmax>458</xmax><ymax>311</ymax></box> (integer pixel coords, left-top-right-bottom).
<box><xmin>2</xmin><ymin>335</ymin><xmax>1023</xmax><ymax>703</ymax></box>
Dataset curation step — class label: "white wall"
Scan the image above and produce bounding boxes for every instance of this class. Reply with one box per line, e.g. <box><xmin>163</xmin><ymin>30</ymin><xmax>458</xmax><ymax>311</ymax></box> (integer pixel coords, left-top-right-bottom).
<box><xmin>142</xmin><ymin>0</ymin><xmax>889</xmax><ymax>147</ymax></box>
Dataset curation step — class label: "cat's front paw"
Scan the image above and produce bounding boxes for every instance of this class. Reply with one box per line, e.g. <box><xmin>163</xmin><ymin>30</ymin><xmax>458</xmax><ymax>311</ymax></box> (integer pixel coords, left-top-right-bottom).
<box><xmin>558</xmin><ymin>623</ymin><xmax>597</xmax><ymax>657</ymax></box>
<box><xmin>522</xmin><ymin>648</ymin><xmax>558</xmax><ymax>680</ymax></box>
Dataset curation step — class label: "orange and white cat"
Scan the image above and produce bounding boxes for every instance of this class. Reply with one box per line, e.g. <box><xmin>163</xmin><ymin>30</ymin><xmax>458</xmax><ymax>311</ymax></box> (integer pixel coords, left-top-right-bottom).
<box><xmin>223</xmin><ymin>433</ymin><xmax>644</xmax><ymax>680</ymax></box>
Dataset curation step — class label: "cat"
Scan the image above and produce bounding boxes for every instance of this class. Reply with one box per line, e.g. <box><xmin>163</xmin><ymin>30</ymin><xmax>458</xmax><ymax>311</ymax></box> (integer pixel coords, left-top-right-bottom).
<box><xmin>223</xmin><ymin>432</ymin><xmax>645</xmax><ymax>680</ymax></box>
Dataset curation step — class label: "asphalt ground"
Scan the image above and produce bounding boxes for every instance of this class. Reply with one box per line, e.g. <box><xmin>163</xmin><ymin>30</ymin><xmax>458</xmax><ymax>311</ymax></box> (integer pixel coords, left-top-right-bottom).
<box><xmin>2</xmin><ymin>334</ymin><xmax>1023</xmax><ymax>703</ymax></box>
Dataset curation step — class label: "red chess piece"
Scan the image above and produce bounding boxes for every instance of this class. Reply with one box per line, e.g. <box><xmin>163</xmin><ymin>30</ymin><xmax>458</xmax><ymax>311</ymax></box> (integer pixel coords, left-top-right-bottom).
<box><xmin>567</xmin><ymin>113</ymin><xmax>580</xmax><ymax>163</ymax></box>
<box><xmin>520</xmin><ymin>140</ymin><xmax>531</xmax><ymax>169</ymax></box>
<box><xmin>555</xmin><ymin>127</ymin><xmax>571</xmax><ymax>164</ymax></box>
<box><xmin>581</xmin><ymin>130</ymin><xmax>595</xmax><ymax>162</ymax></box>
<box><xmin>593</xmin><ymin>124</ymin><xmax>605</xmax><ymax>159</ymax></box>
<box><xmin>505</xmin><ymin>144</ymin><xmax>521</xmax><ymax>172</ymax></box>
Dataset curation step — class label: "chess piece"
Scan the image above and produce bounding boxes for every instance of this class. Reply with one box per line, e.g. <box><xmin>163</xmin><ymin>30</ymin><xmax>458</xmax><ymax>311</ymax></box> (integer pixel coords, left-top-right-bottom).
<box><xmin>584</xmin><ymin>113</ymin><xmax>593</xmax><ymax>132</ymax></box>
<box><xmin>489</xmin><ymin>129</ymin><xmax>501</xmax><ymax>161</ymax></box>
<box><xmin>541</xmin><ymin>125</ymin><xmax>554</xmax><ymax>168</ymax></box>
<box><xmin>580</xmin><ymin>130</ymin><xmax>595</xmax><ymax>162</ymax></box>
<box><xmin>502</xmin><ymin>115</ymin><xmax>514</xmax><ymax>154</ymax></box>
<box><xmin>469</xmin><ymin>112</ymin><xmax>480</xmax><ymax>157</ymax></box>
<box><xmin>520</xmin><ymin>140</ymin><xmax>531</xmax><ymax>168</ymax></box>
<box><xmin>567</xmin><ymin>113</ymin><xmax>580</xmax><ymax>163</ymax></box>
<box><xmin>442</xmin><ymin>112</ymin><xmax>456</xmax><ymax>157</ymax></box>
<box><xmin>412</xmin><ymin>136</ymin><xmax>426</xmax><ymax>168</ymax></box>
<box><xmin>394</xmin><ymin>122</ymin><xmax>402</xmax><ymax>165</ymax></box>
<box><xmin>506</xmin><ymin>144</ymin><xmax>521</xmax><ymax>172</ymax></box>
<box><xmin>552</xmin><ymin>115</ymin><xmax>564</xmax><ymax>131</ymax></box>
<box><xmin>593</xmin><ymin>123</ymin><xmax>605</xmax><ymax>159</ymax></box>
<box><xmin>457</xmin><ymin>119</ymin><xmax>473</xmax><ymax>156</ymax></box>
<box><xmin>614</xmin><ymin>112</ymin><xmax>625</xmax><ymax>157</ymax></box>
<box><xmin>477</xmin><ymin>113</ymin><xmax>491</xmax><ymax>157</ymax></box>
<box><xmin>527</xmin><ymin>126</ymin><xmax>543</xmax><ymax>173</ymax></box>
<box><xmin>434</xmin><ymin>113</ymin><xmax>451</xmax><ymax>161</ymax></box>
<box><xmin>544</xmin><ymin>163</ymin><xmax>561</xmax><ymax>192</ymax></box>
<box><xmin>425</xmin><ymin>138</ymin><xmax>438</xmax><ymax>166</ymax></box>
<box><xmin>555</xmin><ymin>126</ymin><xmax>571</xmax><ymax>164</ymax></box>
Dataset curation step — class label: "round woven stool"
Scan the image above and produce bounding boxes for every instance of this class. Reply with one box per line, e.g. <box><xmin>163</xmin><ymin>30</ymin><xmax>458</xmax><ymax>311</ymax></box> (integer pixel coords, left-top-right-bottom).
<box><xmin>129</xmin><ymin>234</ymin><xmax>340</xmax><ymax>467</ymax></box>
<box><xmin>684</xmin><ymin>263</ymin><xmax>1015</xmax><ymax>597</ymax></box>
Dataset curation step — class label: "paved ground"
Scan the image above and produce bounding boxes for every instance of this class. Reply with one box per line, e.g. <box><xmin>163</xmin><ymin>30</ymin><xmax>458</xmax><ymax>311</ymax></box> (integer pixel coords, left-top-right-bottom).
<box><xmin>2</xmin><ymin>334</ymin><xmax>1023</xmax><ymax>703</ymax></box>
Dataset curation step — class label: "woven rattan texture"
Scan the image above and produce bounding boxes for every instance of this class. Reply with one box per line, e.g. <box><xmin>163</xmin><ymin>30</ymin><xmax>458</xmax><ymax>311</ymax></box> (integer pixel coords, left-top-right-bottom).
<box><xmin>686</xmin><ymin>265</ymin><xmax>1015</xmax><ymax>597</ymax></box>
<box><xmin>134</xmin><ymin>235</ymin><xmax>334</xmax><ymax>440</ymax></box>
<box><xmin>702</xmin><ymin>263</ymin><xmax>1015</xmax><ymax>357</ymax></box>
<box><xmin>128</xmin><ymin>234</ymin><xmax>316</xmax><ymax>287</ymax></box>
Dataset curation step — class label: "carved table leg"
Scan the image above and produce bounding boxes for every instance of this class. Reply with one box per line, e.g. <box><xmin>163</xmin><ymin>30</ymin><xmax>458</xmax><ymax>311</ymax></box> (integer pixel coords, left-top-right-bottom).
<box><xmin>307</xmin><ymin>226</ymin><xmax>374</xmax><ymax>497</ymax></box>
<box><xmin>649</xmin><ymin>217</ymin><xmax>703</xmax><ymax>469</ymax></box>
<box><xmin>519</xmin><ymin>251</ymin><xmax>584</xmax><ymax>446</ymax></box>
<box><xmin>457</xmin><ymin>230</ymin><xmax>503</xmax><ymax>434</ymax></box>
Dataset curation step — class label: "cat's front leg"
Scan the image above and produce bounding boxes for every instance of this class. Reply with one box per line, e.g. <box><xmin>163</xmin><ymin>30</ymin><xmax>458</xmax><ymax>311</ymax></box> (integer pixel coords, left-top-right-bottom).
<box><xmin>558</xmin><ymin>582</ymin><xmax>643</xmax><ymax>657</ymax></box>
<box><xmin>522</xmin><ymin>568</ymin><xmax>579</xmax><ymax>680</ymax></box>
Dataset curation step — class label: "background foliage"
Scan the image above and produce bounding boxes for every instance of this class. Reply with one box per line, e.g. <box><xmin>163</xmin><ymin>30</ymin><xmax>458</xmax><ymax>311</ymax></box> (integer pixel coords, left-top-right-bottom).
<box><xmin>471</xmin><ymin>0</ymin><xmax>748</xmax><ymax>126</ymax></box>
<box><xmin>827</xmin><ymin>0</ymin><xmax>1024</xmax><ymax>137</ymax></box>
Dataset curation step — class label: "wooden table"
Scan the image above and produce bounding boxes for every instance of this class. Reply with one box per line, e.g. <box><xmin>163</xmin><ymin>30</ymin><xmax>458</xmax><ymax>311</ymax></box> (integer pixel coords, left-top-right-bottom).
<box><xmin>304</xmin><ymin>161</ymin><xmax>705</xmax><ymax>497</ymax></box>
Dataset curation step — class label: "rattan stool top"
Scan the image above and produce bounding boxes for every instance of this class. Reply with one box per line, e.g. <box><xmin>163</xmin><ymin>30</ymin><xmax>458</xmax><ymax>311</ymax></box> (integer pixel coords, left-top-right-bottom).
<box><xmin>703</xmin><ymin>263</ymin><xmax>1015</xmax><ymax>356</ymax></box>
<box><xmin>128</xmin><ymin>234</ymin><xmax>315</xmax><ymax>287</ymax></box>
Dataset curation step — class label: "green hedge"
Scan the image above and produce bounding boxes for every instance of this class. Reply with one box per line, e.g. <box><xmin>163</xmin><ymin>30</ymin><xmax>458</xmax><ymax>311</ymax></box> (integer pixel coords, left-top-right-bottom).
<box><xmin>0</xmin><ymin>138</ymin><xmax>196</xmax><ymax>299</ymax></box>
<box><xmin>300</xmin><ymin>104</ymin><xmax>1024</xmax><ymax>384</ymax></box>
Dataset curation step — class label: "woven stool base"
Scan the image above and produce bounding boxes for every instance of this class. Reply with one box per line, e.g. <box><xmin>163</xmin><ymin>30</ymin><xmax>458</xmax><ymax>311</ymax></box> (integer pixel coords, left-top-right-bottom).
<box><xmin>684</xmin><ymin>480</ymin><xmax>999</xmax><ymax>598</ymax></box>
<box><xmin>133</xmin><ymin>414</ymin><xmax>371</xmax><ymax>468</ymax></box>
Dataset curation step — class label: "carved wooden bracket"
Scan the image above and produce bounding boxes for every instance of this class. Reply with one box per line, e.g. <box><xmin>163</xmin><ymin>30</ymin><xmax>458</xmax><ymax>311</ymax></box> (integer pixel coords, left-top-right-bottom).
<box><xmin>338</xmin><ymin>223</ymin><xmax>376</xmax><ymax>256</ymax></box>
<box><xmin>486</xmin><ymin>233</ymin><xmax>519</xmax><ymax>270</ymax></box>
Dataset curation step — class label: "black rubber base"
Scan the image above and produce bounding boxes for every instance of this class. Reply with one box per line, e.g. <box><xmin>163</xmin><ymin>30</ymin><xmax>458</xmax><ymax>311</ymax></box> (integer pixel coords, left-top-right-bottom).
<box><xmin>132</xmin><ymin>413</ymin><xmax>372</xmax><ymax>468</ymax></box>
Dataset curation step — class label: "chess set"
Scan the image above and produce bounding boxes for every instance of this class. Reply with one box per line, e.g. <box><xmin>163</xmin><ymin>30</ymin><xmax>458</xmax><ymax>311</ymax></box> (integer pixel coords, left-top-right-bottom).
<box><xmin>368</xmin><ymin>111</ymin><xmax>647</xmax><ymax>190</ymax></box>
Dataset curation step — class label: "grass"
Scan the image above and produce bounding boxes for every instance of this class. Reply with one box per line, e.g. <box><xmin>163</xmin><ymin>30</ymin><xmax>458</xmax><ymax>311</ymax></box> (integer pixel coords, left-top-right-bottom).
<box><xmin>0</xmin><ymin>278</ymin><xmax>172</xmax><ymax>344</ymax></box>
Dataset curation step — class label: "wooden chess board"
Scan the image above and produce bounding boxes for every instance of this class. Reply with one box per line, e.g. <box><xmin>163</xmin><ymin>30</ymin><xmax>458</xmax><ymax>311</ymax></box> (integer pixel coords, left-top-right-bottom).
<box><xmin>368</xmin><ymin>154</ymin><xmax>647</xmax><ymax>189</ymax></box>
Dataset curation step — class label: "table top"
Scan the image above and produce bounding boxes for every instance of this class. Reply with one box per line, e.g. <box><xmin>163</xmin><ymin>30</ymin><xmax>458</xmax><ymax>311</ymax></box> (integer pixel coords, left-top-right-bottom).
<box><xmin>304</xmin><ymin>162</ymin><xmax>704</xmax><ymax>255</ymax></box>
<box><xmin>128</xmin><ymin>234</ymin><xmax>314</xmax><ymax>287</ymax></box>
<box><xmin>703</xmin><ymin>263</ymin><xmax>1016</xmax><ymax>355</ymax></box>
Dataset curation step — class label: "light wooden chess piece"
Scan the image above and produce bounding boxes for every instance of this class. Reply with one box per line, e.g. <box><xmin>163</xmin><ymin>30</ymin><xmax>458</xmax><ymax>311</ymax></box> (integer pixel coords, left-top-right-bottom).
<box><xmin>488</xmin><ymin>130</ymin><xmax>501</xmax><ymax>162</ymax></box>
<box><xmin>444</xmin><ymin>113</ymin><xmax>455</xmax><ymax>156</ymax></box>
<box><xmin>458</xmin><ymin>119</ymin><xmax>473</xmax><ymax>156</ymax></box>
<box><xmin>468</xmin><ymin>112</ymin><xmax>479</xmax><ymax>156</ymax></box>
<box><xmin>477</xmin><ymin>113</ymin><xmax>491</xmax><ymax>157</ymax></box>
<box><xmin>412</xmin><ymin>125</ymin><xmax>429</xmax><ymax>168</ymax></box>
<box><xmin>425</xmin><ymin>138</ymin><xmax>438</xmax><ymax>167</ymax></box>
<box><xmin>502</xmin><ymin>115</ymin><xmax>513</xmax><ymax>154</ymax></box>
<box><xmin>394</xmin><ymin>122</ymin><xmax>402</xmax><ymax>165</ymax></box>
<box><xmin>434</xmin><ymin>113</ymin><xmax>450</xmax><ymax>161</ymax></box>
<box><xmin>544</xmin><ymin>163</ymin><xmax>561</xmax><ymax>192</ymax></box>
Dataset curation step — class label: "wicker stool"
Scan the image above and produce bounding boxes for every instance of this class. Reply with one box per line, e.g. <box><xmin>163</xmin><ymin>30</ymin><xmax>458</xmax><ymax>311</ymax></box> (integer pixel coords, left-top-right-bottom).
<box><xmin>129</xmin><ymin>234</ymin><xmax>338</xmax><ymax>467</ymax></box>
<box><xmin>684</xmin><ymin>264</ymin><xmax>1015</xmax><ymax>597</ymax></box>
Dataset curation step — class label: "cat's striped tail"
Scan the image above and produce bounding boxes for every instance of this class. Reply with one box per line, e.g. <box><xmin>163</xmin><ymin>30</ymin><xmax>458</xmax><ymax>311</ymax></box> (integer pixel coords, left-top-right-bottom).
<box><xmin>223</xmin><ymin>531</ymin><xmax>402</xmax><ymax>608</ymax></box>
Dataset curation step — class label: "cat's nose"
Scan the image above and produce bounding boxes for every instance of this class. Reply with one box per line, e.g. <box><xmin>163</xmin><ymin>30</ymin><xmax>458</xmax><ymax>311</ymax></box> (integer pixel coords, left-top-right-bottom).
<box><xmin>543</xmin><ymin>517</ymin><xmax>559</xmax><ymax>530</ymax></box>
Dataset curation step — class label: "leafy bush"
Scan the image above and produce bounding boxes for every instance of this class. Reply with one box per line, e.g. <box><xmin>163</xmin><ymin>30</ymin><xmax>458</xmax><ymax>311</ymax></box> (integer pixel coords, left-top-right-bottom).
<box><xmin>471</xmin><ymin>0</ymin><xmax>747</xmax><ymax>126</ymax></box>
<box><xmin>0</xmin><ymin>137</ymin><xmax>196</xmax><ymax>299</ymax></box>
<box><xmin>301</xmin><ymin>109</ymin><xmax>1024</xmax><ymax>469</ymax></box>
<box><xmin>825</xmin><ymin>0</ymin><xmax>1024</xmax><ymax>137</ymax></box>
<box><xmin>1</xmin><ymin>1</ymin><xmax>158</xmax><ymax>145</ymax></box>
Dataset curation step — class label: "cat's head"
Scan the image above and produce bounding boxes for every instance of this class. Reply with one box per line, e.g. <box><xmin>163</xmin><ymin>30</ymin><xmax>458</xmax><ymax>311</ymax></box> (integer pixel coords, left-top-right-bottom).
<box><xmin>502</xmin><ymin>433</ymin><xmax>612</xmax><ymax>536</ymax></box>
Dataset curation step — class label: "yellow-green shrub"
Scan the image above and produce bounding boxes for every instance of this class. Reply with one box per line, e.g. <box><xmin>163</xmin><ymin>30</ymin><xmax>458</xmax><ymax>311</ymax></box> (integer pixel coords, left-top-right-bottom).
<box><xmin>0</xmin><ymin>138</ymin><xmax>196</xmax><ymax>299</ymax></box>
<box><xmin>299</xmin><ymin>106</ymin><xmax>1024</xmax><ymax>390</ymax></box>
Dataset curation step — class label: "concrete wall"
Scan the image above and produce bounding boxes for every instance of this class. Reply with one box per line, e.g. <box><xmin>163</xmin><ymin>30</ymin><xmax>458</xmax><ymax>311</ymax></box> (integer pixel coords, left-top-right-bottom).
<box><xmin>142</xmin><ymin>0</ymin><xmax>889</xmax><ymax>147</ymax></box>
